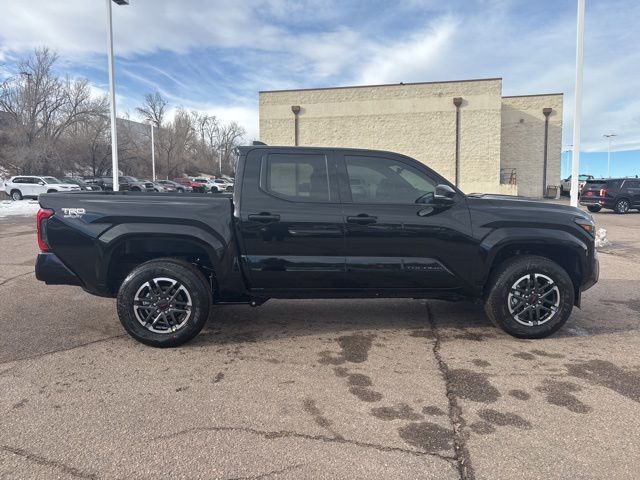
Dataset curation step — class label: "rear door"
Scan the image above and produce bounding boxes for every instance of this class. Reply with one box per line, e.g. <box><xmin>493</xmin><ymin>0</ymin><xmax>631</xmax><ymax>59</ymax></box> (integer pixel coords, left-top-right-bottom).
<box><xmin>337</xmin><ymin>152</ymin><xmax>473</xmax><ymax>290</ymax></box>
<box><xmin>239</xmin><ymin>148</ymin><xmax>345</xmax><ymax>290</ymax></box>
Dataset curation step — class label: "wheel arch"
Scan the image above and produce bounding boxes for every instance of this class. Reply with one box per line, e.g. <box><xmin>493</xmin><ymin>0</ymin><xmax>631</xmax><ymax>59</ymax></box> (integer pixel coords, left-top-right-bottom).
<box><xmin>100</xmin><ymin>227</ymin><xmax>226</xmax><ymax>297</ymax></box>
<box><xmin>484</xmin><ymin>237</ymin><xmax>586</xmax><ymax>306</ymax></box>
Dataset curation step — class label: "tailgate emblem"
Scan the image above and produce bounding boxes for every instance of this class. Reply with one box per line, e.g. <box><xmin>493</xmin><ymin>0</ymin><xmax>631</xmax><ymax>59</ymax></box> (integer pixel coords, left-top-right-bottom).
<box><xmin>62</xmin><ymin>208</ymin><xmax>86</xmax><ymax>218</ymax></box>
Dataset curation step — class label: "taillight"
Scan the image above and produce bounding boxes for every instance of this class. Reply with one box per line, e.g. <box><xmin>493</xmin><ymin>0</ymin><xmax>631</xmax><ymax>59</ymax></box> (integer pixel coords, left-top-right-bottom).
<box><xmin>599</xmin><ymin>188</ymin><xmax>608</xmax><ymax>198</ymax></box>
<box><xmin>36</xmin><ymin>208</ymin><xmax>54</xmax><ymax>252</ymax></box>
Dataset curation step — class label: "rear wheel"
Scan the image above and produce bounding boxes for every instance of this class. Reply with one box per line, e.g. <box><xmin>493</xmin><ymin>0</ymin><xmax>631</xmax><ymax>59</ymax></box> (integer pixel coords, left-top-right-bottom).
<box><xmin>117</xmin><ymin>258</ymin><xmax>211</xmax><ymax>347</ymax></box>
<box><xmin>10</xmin><ymin>190</ymin><xmax>23</xmax><ymax>201</ymax></box>
<box><xmin>177</xmin><ymin>188</ymin><xmax>185</xmax><ymax>193</ymax></box>
<box><xmin>614</xmin><ymin>198</ymin><xmax>630</xmax><ymax>214</ymax></box>
<box><xmin>587</xmin><ymin>205</ymin><xmax>601</xmax><ymax>213</ymax></box>
<box><xmin>485</xmin><ymin>255</ymin><xmax>574</xmax><ymax>339</ymax></box>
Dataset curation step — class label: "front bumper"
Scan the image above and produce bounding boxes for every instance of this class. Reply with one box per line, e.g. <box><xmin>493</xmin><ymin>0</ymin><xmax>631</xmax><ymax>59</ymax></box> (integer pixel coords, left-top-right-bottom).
<box><xmin>581</xmin><ymin>250</ymin><xmax>599</xmax><ymax>292</ymax></box>
<box><xmin>35</xmin><ymin>253</ymin><xmax>83</xmax><ymax>286</ymax></box>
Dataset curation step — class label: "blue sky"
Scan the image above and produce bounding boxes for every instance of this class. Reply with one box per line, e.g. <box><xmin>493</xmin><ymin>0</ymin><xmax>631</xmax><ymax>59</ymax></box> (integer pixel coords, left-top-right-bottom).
<box><xmin>1</xmin><ymin>0</ymin><xmax>639</xmax><ymax>175</ymax></box>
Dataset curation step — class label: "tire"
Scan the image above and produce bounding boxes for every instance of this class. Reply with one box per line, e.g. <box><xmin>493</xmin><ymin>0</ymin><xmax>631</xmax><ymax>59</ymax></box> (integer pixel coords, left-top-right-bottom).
<box><xmin>10</xmin><ymin>190</ymin><xmax>23</xmax><ymax>201</ymax></box>
<box><xmin>47</xmin><ymin>189</ymin><xmax>57</xmax><ymax>193</ymax></box>
<box><xmin>177</xmin><ymin>188</ymin><xmax>185</xmax><ymax>193</ymax></box>
<box><xmin>587</xmin><ymin>205</ymin><xmax>601</xmax><ymax>213</ymax></box>
<box><xmin>211</xmin><ymin>187</ymin><xmax>219</xmax><ymax>193</ymax></box>
<box><xmin>117</xmin><ymin>258</ymin><xmax>211</xmax><ymax>347</ymax></box>
<box><xmin>560</xmin><ymin>186</ymin><xmax>565</xmax><ymax>196</ymax></box>
<box><xmin>484</xmin><ymin>255</ymin><xmax>574</xmax><ymax>339</ymax></box>
<box><xmin>614</xmin><ymin>198</ymin><xmax>630</xmax><ymax>214</ymax></box>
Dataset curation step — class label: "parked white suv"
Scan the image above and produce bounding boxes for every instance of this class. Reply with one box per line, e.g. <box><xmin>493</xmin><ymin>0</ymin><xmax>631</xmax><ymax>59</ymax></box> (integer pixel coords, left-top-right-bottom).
<box><xmin>5</xmin><ymin>176</ymin><xmax>81</xmax><ymax>201</ymax></box>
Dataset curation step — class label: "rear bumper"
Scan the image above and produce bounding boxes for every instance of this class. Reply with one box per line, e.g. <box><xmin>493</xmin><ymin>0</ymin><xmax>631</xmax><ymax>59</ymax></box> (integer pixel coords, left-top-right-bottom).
<box><xmin>35</xmin><ymin>253</ymin><xmax>83</xmax><ymax>286</ymax></box>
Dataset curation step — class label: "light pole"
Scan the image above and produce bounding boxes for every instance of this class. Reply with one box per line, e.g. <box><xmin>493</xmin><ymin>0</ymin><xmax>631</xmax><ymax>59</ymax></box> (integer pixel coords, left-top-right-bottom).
<box><xmin>105</xmin><ymin>0</ymin><xmax>129</xmax><ymax>192</ymax></box>
<box><xmin>570</xmin><ymin>0</ymin><xmax>585</xmax><ymax>208</ymax></box>
<box><xmin>150</xmin><ymin>123</ymin><xmax>156</xmax><ymax>181</ymax></box>
<box><xmin>603</xmin><ymin>134</ymin><xmax>616</xmax><ymax>178</ymax></box>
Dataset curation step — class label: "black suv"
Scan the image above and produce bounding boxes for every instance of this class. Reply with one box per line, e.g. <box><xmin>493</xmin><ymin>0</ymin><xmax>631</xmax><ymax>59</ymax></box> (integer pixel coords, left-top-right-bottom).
<box><xmin>580</xmin><ymin>178</ymin><xmax>640</xmax><ymax>214</ymax></box>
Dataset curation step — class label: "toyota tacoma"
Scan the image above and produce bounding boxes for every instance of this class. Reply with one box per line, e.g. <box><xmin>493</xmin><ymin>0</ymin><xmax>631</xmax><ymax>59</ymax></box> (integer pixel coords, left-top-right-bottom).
<box><xmin>35</xmin><ymin>145</ymin><xmax>599</xmax><ymax>347</ymax></box>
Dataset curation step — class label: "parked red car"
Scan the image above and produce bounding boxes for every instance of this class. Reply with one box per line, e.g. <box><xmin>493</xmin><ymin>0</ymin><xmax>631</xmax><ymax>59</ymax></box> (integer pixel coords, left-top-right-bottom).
<box><xmin>173</xmin><ymin>177</ymin><xmax>206</xmax><ymax>193</ymax></box>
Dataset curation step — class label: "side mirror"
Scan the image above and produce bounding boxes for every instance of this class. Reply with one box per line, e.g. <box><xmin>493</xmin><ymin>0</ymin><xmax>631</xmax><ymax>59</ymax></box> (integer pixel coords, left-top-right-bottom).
<box><xmin>38</xmin><ymin>181</ymin><xmax>45</xmax><ymax>186</ymax></box>
<box><xmin>435</xmin><ymin>184</ymin><xmax>456</xmax><ymax>199</ymax></box>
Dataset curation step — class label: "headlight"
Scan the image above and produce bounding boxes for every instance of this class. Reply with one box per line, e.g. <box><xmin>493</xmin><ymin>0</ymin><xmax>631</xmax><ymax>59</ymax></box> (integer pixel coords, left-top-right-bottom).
<box><xmin>575</xmin><ymin>217</ymin><xmax>595</xmax><ymax>236</ymax></box>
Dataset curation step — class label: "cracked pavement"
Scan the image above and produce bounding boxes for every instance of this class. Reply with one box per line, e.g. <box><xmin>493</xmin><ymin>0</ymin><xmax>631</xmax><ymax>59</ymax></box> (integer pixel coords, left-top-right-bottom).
<box><xmin>1</xmin><ymin>207</ymin><xmax>640</xmax><ymax>479</ymax></box>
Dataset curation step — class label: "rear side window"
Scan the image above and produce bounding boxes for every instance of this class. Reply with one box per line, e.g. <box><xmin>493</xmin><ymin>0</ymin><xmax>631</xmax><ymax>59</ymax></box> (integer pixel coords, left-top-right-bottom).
<box><xmin>263</xmin><ymin>153</ymin><xmax>331</xmax><ymax>202</ymax></box>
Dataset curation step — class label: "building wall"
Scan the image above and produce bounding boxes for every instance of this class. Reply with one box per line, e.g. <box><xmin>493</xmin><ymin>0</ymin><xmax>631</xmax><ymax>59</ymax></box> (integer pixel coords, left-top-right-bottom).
<box><xmin>260</xmin><ymin>79</ymin><xmax>504</xmax><ymax>194</ymax></box>
<box><xmin>259</xmin><ymin>79</ymin><xmax>562</xmax><ymax>197</ymax></box>
<box><xmin>500</xmin><ymin>94</ymin><xmax>563</xmax><ymax>198</ymax></box>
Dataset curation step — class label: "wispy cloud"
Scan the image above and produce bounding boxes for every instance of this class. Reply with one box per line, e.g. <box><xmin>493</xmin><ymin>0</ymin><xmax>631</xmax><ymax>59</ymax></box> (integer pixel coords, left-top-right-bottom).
<box><xmin>0</xmin><ymin>0</ymin><xmax>639</xmax><ymax>151</ymax></box>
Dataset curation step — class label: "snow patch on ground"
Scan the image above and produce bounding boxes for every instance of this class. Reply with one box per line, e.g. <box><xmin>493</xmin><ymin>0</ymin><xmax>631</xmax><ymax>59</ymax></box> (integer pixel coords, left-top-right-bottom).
<box><xmin>595</xmin><ymin>228</ymin><xmax>611</xmax><ymax>249</ymax></box>
<box><xmin>0</xmin><ymin>200</ymin><xmax>40</xmax><ymax>218</ymax></box>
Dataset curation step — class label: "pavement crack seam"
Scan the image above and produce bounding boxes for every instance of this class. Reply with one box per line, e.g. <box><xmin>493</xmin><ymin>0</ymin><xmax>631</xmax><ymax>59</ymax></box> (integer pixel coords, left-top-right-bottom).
<box><xmin>0</xmin><ymin>271</ymin><xmax>34</xmax><ymax>287</ymax></box>
<box><xmin>154</xmin><ymin>425</ymin><xmax>456</xmax><ymax>464</ymax></box>
<box><xmin>224</xmin><ymin>463</ymin><xmax>305</xmax><ymax>480</ymax></box>
<box><xmin>1</xmin><ymin>445</ymin><xmax>97</xmax><ymax>479</ymax></box>
<box><xmin>426</xmin><ymin>302</ymin><xmax>476</xmax><ymax>480</ymax></box>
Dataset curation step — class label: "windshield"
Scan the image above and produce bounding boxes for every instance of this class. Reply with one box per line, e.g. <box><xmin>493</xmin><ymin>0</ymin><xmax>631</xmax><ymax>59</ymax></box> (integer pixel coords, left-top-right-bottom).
<box><xmin>578</xmin><ymin>175</ymin><xmax>592</xmax><ymax>181</ymax></box>
<box><xmin>42</xmin><ymin>177</ymin><xmax>61</xmax><ymax>184</ymax></box>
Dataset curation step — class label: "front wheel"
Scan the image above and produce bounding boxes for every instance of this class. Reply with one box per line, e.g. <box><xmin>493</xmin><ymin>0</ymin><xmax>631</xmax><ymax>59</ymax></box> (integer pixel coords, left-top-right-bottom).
<box><xmin>587</xmin><ymin>205</ymin><xmax>602</xmax><ymax>213</ymax></box>
<box><xmin>10</xmin><ymin>190</ymin><xmax>23</xmax><ymax>201</ymax></box>
<box><xmin>117</xmin><ymin>258</ymin><xmax>211</xmax><ymax>347</ymax></box>
<box><xmin>484</xmin><ymin>255</ymin><xmax>574</xmax><ymax>339</ymax></box>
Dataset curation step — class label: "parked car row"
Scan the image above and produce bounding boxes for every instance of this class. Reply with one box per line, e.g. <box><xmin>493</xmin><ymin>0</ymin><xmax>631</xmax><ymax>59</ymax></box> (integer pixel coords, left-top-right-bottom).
<box><xmin>4</xmin><ymin>175</ymin><xmax>234</xmax><ymax>200</ymax></box>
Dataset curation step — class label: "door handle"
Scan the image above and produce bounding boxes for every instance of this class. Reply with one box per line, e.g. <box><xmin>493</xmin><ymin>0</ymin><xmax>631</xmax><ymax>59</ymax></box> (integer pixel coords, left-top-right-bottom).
<box><xmin>347</xmin><ymin>215</ymin><xmax>377</xmax><ymax>225</ymax></box>
<box><xmin>248</xmin><ymin>213</ymin><xmax>281</xmax><ymax>223</ymax></box>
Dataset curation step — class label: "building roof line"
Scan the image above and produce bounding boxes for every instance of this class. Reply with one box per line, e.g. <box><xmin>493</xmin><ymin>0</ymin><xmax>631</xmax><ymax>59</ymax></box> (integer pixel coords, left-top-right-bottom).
<box><xmin>502</xmin><ymin>93</ymin><xmax>563</xmax><ymax>98</ymax></box>
<box><xmin>259</xmin><ymin>77</ymin><xmax>503</xmax><ymax>94</ymax></box>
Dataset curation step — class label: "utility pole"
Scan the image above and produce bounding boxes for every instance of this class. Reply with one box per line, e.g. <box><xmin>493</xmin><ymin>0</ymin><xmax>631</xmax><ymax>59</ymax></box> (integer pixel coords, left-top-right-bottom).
<box><xmin>603</xmin><ymin>134</ymin><xmax>616</xmax><ymax>178</ymax></box>
<box><xmin>570</xmin><ymin>0</ymin><xmax>585</xmax><ymax>208</ymax></box>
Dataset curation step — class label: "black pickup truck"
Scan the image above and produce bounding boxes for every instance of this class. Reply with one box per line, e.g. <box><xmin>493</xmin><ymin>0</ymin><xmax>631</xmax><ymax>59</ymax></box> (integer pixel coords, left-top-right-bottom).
<box><xmin>35</xmin><ymin>145</ymin><xmax>599</xmax><ymax>347</ymax></box>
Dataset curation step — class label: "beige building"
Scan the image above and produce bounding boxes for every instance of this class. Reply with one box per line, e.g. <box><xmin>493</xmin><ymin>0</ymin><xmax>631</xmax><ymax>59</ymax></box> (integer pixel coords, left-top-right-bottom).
<box><xmin>259</xmin><ymin>78</ymin><xmax>562</xmax><ymax>197</ymax></box>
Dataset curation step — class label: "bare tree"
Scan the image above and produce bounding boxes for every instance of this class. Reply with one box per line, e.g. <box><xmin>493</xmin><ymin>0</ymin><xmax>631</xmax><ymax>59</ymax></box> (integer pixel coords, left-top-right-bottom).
<box><xmin>135</xmin><ymin>92</ymin><xmax>167</xmax><ymax>128</ymax></box>
<box><xmin>0</xmin><ymin>47</ymin><xmax>108</xmax><ymax>175</ymax></box>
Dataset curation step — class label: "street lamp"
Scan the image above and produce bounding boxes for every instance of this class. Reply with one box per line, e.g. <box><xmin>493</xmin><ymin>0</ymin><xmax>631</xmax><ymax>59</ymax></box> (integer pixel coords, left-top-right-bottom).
<box><xmin>570</xmin><ymin>0</ymin><xmax>585</xmax><ymax>208</ymax></box>
<box><xmin>105</xmin><ymin>0</ymin><xmax>129</xmax><ymax>192</ymax></box>
<box><xmin>603</xmin><ymin>134</ymin><xmax>616</xmax><ymax>178</ymax></box>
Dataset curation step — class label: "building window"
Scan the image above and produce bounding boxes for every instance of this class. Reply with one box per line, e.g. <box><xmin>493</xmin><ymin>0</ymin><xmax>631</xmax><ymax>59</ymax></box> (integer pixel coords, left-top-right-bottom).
<box><xmin>345</xmin><ymin>155</ymin><xmax>436</xmax><ymax>204</ymax></box>
<box><xmin>264</xmin><ymin>153</ymin><xmax>330</xmax><ymax>202</ymax></box>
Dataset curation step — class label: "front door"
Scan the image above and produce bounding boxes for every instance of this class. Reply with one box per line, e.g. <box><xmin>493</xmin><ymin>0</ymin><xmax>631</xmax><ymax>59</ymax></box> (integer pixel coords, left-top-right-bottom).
<box><xmin>239</xmin><ymin>148</ymin><xmax>345</xmax><ymax>291</ymax></box>
<box><xmin>337</xmin><ymin>152</ymin><xmax>474</xmax><ymax>290</ymax></box>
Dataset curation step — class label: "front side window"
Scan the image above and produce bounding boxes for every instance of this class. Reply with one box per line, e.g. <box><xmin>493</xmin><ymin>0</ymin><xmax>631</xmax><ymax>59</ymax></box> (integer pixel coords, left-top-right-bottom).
<box><xmin>624</xmin><ymin>180</ymin><xmax>640</xmax><ymax>188</ymax></box>
<box><xmin>345</xmin><ymin>155</ymin><xmax>436</xmax><ymax>204</ymax></box>
<box><xmin>263</xmin><ymin>153</ymin><xmax>330</xmax><ymax>202</ymax></box>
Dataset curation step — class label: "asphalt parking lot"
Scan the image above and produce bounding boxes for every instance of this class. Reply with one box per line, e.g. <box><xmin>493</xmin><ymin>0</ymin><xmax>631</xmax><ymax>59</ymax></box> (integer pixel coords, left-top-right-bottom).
<box><xmin>1</xmin><ymin>203</ymin><xmax>639</xmax><ymax>479</ymax></box>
